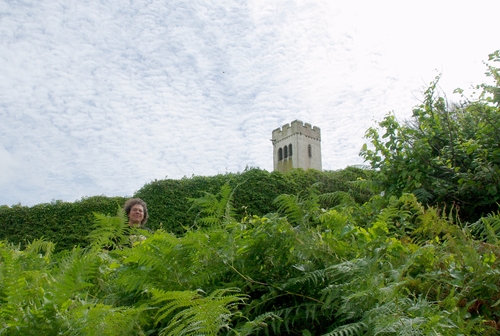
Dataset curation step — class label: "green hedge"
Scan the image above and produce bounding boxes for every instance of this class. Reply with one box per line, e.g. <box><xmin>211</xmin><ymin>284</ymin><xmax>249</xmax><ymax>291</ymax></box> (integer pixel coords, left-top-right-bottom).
<box><xmin>136</xmin><ymin>167</ymin><xmax>374</xmax><ymax>233</ymax></box>
<box><xmin>0</xmin><ymin>196</ymin><xmax>127</xmax><ymax>251</ymax></box>
<box><xmin>0</xmin><ymin>167</ymin><xmax>374</xmax><ymax>250</ymax></box>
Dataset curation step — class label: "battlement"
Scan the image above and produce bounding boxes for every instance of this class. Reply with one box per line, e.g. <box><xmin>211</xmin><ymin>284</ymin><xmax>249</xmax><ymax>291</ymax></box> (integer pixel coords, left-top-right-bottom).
<box><xmin>272</xmin><ymin>119</ymin><xmax>321</xmax><ymax>141</ymax></box>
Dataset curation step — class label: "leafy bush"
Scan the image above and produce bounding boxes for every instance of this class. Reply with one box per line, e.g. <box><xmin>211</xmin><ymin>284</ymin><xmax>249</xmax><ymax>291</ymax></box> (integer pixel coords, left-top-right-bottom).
<box><xmin>1</xmin><ymin>186</ymin><xmax>499</xmax><ymax>335</ymax></box>
<box><xmin>361</xmin><ymin>51</ymin><xmax>500</xmax><ymax>222</ymax></box>
<box><xmin>0</xmin><ymin>196</ymin><xmax>127</xmax><ymax>251</ymax></box>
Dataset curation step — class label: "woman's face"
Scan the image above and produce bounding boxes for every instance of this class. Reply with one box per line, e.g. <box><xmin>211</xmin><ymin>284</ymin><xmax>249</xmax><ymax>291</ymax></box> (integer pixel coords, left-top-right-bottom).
<box><xmin>129</xmin><ymin>204</ymin><xmax>145</xmax><ymax>225</ymax></box>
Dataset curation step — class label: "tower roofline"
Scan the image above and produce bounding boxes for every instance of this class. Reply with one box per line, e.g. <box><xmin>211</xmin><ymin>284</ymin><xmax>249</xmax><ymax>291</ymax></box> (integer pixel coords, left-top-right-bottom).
<box><xmin>272</xmin><ymin>119</ymin><xmax>321</xmax><ymax>140</ymax></box>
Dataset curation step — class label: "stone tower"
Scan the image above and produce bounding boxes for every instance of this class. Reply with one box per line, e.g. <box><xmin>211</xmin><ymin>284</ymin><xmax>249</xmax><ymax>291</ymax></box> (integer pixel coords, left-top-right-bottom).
<box><xmin>272</xmin><ymin>120</ymin><xmax>322</xmax><ymax>173</ymax></box>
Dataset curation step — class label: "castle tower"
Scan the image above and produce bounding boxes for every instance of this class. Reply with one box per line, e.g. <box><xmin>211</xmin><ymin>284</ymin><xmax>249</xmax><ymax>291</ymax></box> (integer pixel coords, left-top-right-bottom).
<box><xmin>272</xmin><ymin>120</ymin><xmax>322</xmax><ymax>173</ymax></box>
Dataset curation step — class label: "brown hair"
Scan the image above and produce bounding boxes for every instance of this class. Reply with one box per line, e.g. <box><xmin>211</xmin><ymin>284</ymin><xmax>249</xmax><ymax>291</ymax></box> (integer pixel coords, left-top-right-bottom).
<box><xmin>123</xmin><ymin>198</ymin><xmax>149</xmax><ymax>225</ymax></box>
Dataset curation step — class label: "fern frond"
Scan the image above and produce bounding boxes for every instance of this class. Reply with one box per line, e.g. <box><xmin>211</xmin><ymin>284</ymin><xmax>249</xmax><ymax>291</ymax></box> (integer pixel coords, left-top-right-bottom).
<box><xmin>318</xmin><ymin>209</ymin><xmax>351</xmax><ymax>234</ymax></box>
<box><xmin>65</xmin><ymin>303</ymin><xmax>148</xmax><ymax>336</ymax></box>
<box><xmin>347</xmin><ymin>177</ymin><xmax>378</xmax><ymax>190</ymax></box>
<box><xmin>251</xmin><ymin>303</ymin><xmax>323</xmax><ymax>335</ymax></box>
<box><xmin>151</xmin><ymin>287</ymin><xmax>246</xmax><ymax>336</ymax></box>
<box><xmin>0</xmin><ymin>241</ymin><xmax>57</xmax><ymax>334</ymax></box>
<box><xmin>189</xmin><ymin>182</ymin><xmax>239</xmax><ymax>228</ymax></box>
<box><xmin>220</xmin><ymin>182</ymin><xmax>238</xmax><ymax>224</ymax></box>
<box><xmin>469</xmin><ymin>211</ymin><xmax>500</xmax><ymax>243</ymax></box>
<box><xmin>88</xmin><ymin>208</ymin><xmax>130</xmax><ymax>249</ymax></box>
<box><xmin>189</xmin><ymin>193</ymin><xmax>219</xmax><ymax>215</ymax></box>
<box><xmin>230</xmin><ymin>311</ymin><xmax>281</xmax><ymax>336</ymax></box>
<box><xmin>321</xmin><ymin>321</ymin><xmax>366</xmax><ymax>336</ymax></box>
<box><xmin>24</xmin><ymin>238</ymin><xmax>55</xmax><ymax>263</ymax></box>
<box><xmin>412</xmin><ymin>187</ymin><xmax>434</xmax><ymax>204</ymax></box>
<box><xmin>362</xmin><ymin>296</ymin><xmax>457</xmax><ymax>335</ymax></box>
<box><xmin>49</xmin><ymin>247</ymin><xmax>100</xmax><ymax>303</ymax></box>
<box><xmin>0</xmin><ymin>243</ymin><xmax>28</xmax><ymax>315</ymax></box>
<box><xmin>114</xmin><ymin>231</ymin><xmax>181</xmax><ymax>293</ymax></box>
<box><xmin>280</xmin><ymin>267</ymin><xmax>330</xmax><ymax>291</ymax></box>
<box><xmin>319</xmin><ymin>191</ymin><xmax>356</xmax><ymax>208</ymax></box>
<box><xmin>274</xmin><ymin>194</ymin><xmax>306</xmax><ymax>226</ymax></box>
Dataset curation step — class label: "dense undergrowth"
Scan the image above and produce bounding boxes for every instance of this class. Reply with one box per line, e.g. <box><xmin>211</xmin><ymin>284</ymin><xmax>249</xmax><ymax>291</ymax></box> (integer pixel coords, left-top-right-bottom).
<box><xmin>1</xmin><ymin>188</ymin><xmax>499</xmax><ymax>335</ymax></box>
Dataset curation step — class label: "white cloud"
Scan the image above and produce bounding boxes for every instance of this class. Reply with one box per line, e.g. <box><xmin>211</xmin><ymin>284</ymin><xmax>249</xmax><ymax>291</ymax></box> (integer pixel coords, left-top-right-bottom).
<box><xmin>0</xmin><ymin>145</ymin><xmax>18</xmax><ymax>188</ymax></box>
<box><xmin>1</xmin><ymin>0</ymin><xmax>499</xmax><ymax>206</ymax></box>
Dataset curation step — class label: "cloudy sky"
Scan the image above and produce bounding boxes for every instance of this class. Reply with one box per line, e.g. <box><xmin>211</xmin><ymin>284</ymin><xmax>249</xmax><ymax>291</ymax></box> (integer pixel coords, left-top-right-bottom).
<box><xmin>1</xmin><ymin>0</ymin><xmax>498</xmax><ymax>206</ymax></box>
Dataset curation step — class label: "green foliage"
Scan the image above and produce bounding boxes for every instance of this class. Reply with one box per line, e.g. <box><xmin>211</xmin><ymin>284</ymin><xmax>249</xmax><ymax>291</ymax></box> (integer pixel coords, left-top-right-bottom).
<box><xmin>0</xmin><ymin>168</ymin><xmax>373</xmax><ymax>251</ymax></box>
<box><xmin>87</xmin><ymin>208</ymin><xmax>152</xmax><ymax>251</ymax></box>
<box><xmin>469</xmin><ymin>210</ymin><xmax>500</xmax><ymax>244</ymax></box>
<box><xmin>274</xmin><ymin>192</ymin><xmax>318</xmax><ymax>228</ymax></box>
<box><xmin>152</xmin><ymin>288</ymin><xmax>245</xmax><ymax>336</ymax></box>
<box><xmin>1</xmin><ymin>188</ymin><xmax>500</xmax><ymax>334</ymax></box>
<box><xmin>67</xmin><ymin>304</ymin><xmax>147</xmax><ymax>336</ymax></box>
<box><xmin>188</xmin><ymin>182</ymin><xmax>238</xmax><ymax>228</ymax></box>
<box><xmin>361</xmin><ymin>51</ymin><xmax>500</xmax><ymax>222</ymax></box>
<box><xmin>0</xmin><ymin>196</ymin><xmax>127</xmax><ymax>251</ymax></box>
<box><xmin>133</xmin><ymin>167</ymin><xmax>375</xmax><ymax>234</ymax></box>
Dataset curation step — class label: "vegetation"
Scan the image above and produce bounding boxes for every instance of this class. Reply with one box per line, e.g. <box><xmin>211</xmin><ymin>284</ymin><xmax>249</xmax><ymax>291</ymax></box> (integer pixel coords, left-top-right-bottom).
<box><xmin>0</xmin><ymin>167</ymin><xmax>373</xmax><ymax>250</ymax></box>
<box><xmin>0</xmin><ymin>196</ymin><xmax>128</xmax><ymax>251</ymax></box>
<box><xmin>0</xmin><ymin>51</ymin><xmax>499</xmax><ymax>334</ymax></box>
<box><xmin>1</xmin><ymin>188</ymin><xmax>499</xmax><ymax>335</ymax></box>
<box><xmin>360</xmin><ymin>51</ymin><xmax>500</xmax><ymax>222</ymax></box>
<box><xmin>135</xmin><ymin>166</ymin><xmax>374</xmax><ymax>234</ymax></box>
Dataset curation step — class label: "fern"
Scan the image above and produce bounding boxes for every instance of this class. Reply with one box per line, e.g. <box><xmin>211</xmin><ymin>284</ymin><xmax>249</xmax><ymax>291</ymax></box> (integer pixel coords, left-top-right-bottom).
<box><xmin>88</xmin><ymin>208</ymin><xmax>131</xmax><ymax>250</ymax></box>
<box><xmin>347</xmin><ymin>176</ymin><xmax>380</xmax><ymax>192</ymax></box>
<box><xmin>362</xmin><ymin>296</ymin><xmax>459</xmax><ymax>335</ymax></box>
<box><xmin>229</xmin><ymin>311</ymin><xmax>282</xmax><ymax>336</ymax></box>
<box><xmin>2</xmin><ymin>177</ymin><xmax>500</xmax><ymax>335</ymax></box>
<box><xmin>0</xmin><ymin>240</ymin><xmax>61</xmax><ymax>335</ymax></box>
<box><xmin>0</xmin><ymin>242</ymin><xmax>29</xmax><ymax>322</ymax></box>
<box><xmin>270</xmin><ymin>303</ymin><xmax>324</xmax><ymax>333</ymax></box>
<box><xmin>469</xmin><ymin>210</ymin><xmax>500</xmax><ymax>243</ymax></box>
<box><xmin>151</xmin><ymin>288</ymin><xmax>246</xmax><ymax>336</ymax></box>
<box><xmin>24</xmin><ymin>238</ymin><xmax>55</xmax><ymax>263</ymax></box>
<box><xmin>64</xmin><ymin>303</ymin><xmax>148</xmax><ymax>336</ymax></box>
<box><xmin>322</xmin><ymin>321</ymin><xmax>366</xmax><ymax>336</ymax></box>
<box><xmin>114</xmin><ymin>231</ymin><xmax>184</xmax><ymax>293</ymax></box>
<box><xmin>114</xmin><ymin>227</ymin><xmax>237</xmax><ymax>295</ymax></box>
<box><xmin>49</xmin><ymin>247</ymin><xmax>101</xmax><ymax>304</ymax></box>
<box><xmin>189</xmin><ymin>182</ymin><xmax>239</xmax><ymax>228</ymax></box>
<box><xmin>319</xmin><ymin>191</ymin><xmax>356</xmax><ymax>208</ymax></box>
<box><xmin>412</xmin><ymin>187</ymin><xmax>434</xmax><ymax>204</ymax></box>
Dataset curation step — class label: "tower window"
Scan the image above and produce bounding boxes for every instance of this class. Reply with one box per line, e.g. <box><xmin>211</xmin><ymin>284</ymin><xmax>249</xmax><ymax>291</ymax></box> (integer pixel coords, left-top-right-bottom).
<box><xmin>278</xmin><ymin>148</ymin><xmax>283</xmax><ymax>161</ymax></box>
<box><xmin>284</xmin><ymin>146</ymin><xmax>288</xmax><ymax>159</ymax></box>
<box><xmin>289</xmin><ymin>144</ymin><xmax>292</xmax><ymax>156</ymax></box>
<box><xmin>308</xmin><ymin>144</ymin><xmax>312</xmax><ymax>158</ymax></box>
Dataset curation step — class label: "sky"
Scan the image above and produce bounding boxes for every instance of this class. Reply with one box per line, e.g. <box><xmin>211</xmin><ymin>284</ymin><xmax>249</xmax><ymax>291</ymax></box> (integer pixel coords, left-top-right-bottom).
<box><xmin>1</xmin><ymin>0</ymin><xmax>499</xmax><ymax>207</ymax></box>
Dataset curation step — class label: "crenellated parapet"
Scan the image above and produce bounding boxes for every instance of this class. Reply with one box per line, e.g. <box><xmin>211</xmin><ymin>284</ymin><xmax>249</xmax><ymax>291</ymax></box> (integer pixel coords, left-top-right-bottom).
<box><xmin>272</xmin><ymin>120</ymin><xmax>321</xmax><ymax>143</ymax></box>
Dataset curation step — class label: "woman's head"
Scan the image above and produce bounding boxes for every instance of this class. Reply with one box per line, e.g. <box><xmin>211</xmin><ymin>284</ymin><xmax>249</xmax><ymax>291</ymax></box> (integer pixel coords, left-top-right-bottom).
<box><xmin>124</xmin><ymin>198</ymin><xmax>148</xmax><ymax>226</ymax></box>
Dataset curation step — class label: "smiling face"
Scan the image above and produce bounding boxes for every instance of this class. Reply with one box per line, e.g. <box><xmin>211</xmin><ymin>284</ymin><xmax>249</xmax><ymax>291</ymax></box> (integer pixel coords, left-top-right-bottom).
<box><xmin>124</xmin><ymin>198</ymin><xmax>148</xmax><ymax>226</ymax></box>
<box><xmin>129</xmin><ymin>204</ymin><xmax>145</xmax><ymax>226</ymax></box>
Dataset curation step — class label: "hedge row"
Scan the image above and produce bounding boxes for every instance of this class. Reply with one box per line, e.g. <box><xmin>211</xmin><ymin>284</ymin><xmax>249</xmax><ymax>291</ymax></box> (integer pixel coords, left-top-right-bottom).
<box><xmin>0</xmin><ymin>167</ymin><xmax>373</xmax><ymax>250</ymax></box>
<box><xmin>0</xmin><ymin>196</ymin><xmax>127</xmax><ymax>251</ymax></box>
<box><xmin>137</xmin><ymin>167</ymin><xmax>374</xmax><ymax>234</ymax></box>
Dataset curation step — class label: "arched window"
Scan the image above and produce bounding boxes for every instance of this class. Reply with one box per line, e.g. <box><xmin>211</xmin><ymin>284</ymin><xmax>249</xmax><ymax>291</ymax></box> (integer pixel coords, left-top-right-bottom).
<box><xmin>308</xmin><ymin>144</ymin><xmax>312</xmax><ymax>158</ymax></box>
<box><xmin>284</xmin><ymin>145</ymin><xmax>288</xmax><ymax>159</ymax></box>
<box><xmin>278</xmin><ymin>148</ymin><xmax>283</xmax><ymax>161</ymax></box>
<box><xmin>288</xmin><ymin>144</ymin><xmax>292</xmax><ymax>156</ymax></box>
